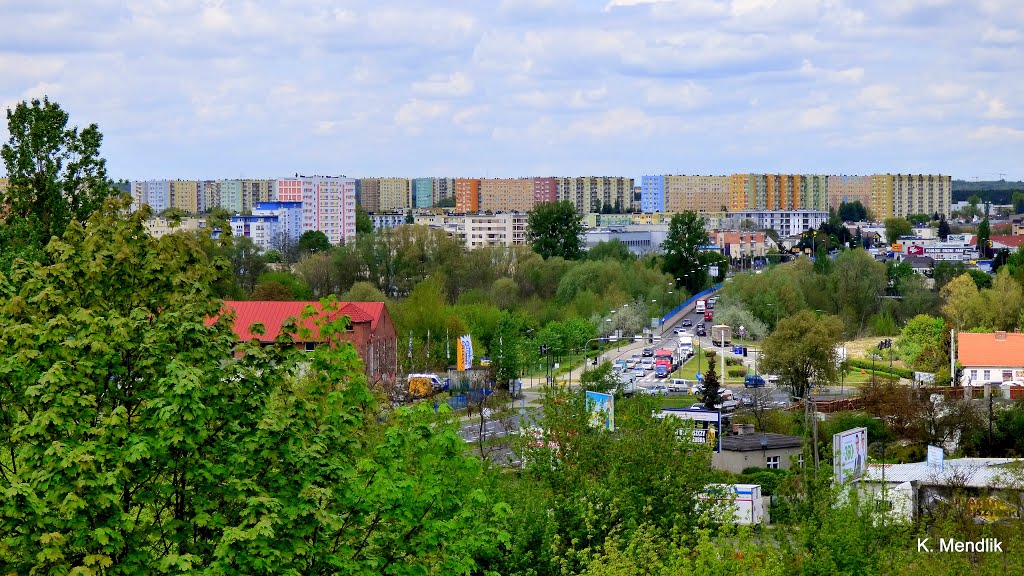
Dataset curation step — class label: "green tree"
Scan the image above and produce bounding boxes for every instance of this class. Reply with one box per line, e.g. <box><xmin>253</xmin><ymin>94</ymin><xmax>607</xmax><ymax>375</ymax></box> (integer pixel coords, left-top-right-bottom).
<box><xmin>256</xmin><ymin>270</ymin><xmax>312</xmax><ymax>300</ymax></box>
<box><xmin>0</xmin><ymin>97</ymin><xmax>119</xmax><ymax>270</ymax></box>
<box><xmin>940</xmin><ymin>274</ymin><xmax>985</xmax><ymax>330</ymax></box>
<box><xmin>356</xmin><ymin>204</ymin><xmax>373</xmax><ymax>234</ymax></box>
<box><xmin>937</xmin><ymin>215</ymin><xmax>951</xmax><ymax>240</ymax></box>
<box><xmin>978</xmin><ymin>216</ymin><xmax>991</xmax><ymax>258</ymax></box>
<box><xmin>662</xmin><ymin>211</ymin><xmax>712</xmax><ymax>294</ymax></box>
<box><xmin>297</xmin><ymin>229</ymin><xmax>331</xmax><ymax>254</ymax></box>
<box><xmin>760</xmin><ymin>310</ymin><xmax>844</xmax><ymax>398</ymax></box>
<box><xmin>1012</xmin><ymin>191</ymin><xmax>1024</xmax><ymax>215</ymax></box>
<box><xmin>527</xmin><ymin>200</ymin><xmax>585</xmax><ymax>260</ymax></box>
<box><xmin>906</xmin><ymin>213</ymin><xmax>931</xmax><ymax>226</ymax></box>
<box><xmin>829</xmin><ymin>249</ymin><xmax>887</xmax><ymax>335</ymax></box>
<box><xmin>0</xmin><ymin>200</ymin><xmax>503</xmax><ymax>573</ymax></box>
<box><xmin>229</xmin><ymin>235</ymin><xmax>268</xmax><ymax>292</ymax></box>
<box><xmin>883</xmin><ymin>217</ymin><xmax>913</xmax><ymax>245</ymax></box>
<box><xmin>249</xmin><ymin>279</ymin><xmax>295</xmax><ymax>300</ymax></box>
<box><xmin>405</xmin><ymin>210</ymin><xmax>414</xmax><ymax>224</ymax></box>
<box><xmin>588</xmin><ymin>238</ymin><xmax>636</xmax><ymax>261</ymax></box>
<box><xmin>933</xmin><ymin>260</ymin><xmax>968</xmax><ymax>291</ymax></box>
<box><xmin>700</xmin><ymin>362</ymin><xmax>721</xmax><ymax>410</ymax></box>
<box><xmin>837</xmin><ymin>200</ymin><xmax>868</xmax><ymax>222</ymax></box>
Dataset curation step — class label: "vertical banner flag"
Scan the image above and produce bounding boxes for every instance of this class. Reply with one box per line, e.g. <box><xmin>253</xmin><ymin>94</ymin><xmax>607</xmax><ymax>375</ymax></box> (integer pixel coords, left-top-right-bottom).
<box><xmin>408</xmin><ymin>331</ymin><xmax>413</xmax><ymax>359</ymax></box>
<box><xmin>456</xmin><ymin>335</ymin><xmax>474</xmax><ymax>370</ymax></box>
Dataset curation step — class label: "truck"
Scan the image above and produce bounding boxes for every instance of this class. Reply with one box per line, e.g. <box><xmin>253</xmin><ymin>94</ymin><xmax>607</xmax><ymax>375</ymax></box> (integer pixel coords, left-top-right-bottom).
<box><xmin>677</xmin><ymin>336</ymin><xmax>694</xmax><ymax>359</ymax></box>
<box><xmin>617</xmin><ymin>372</ymin><xmax>638</xmax><ymax>397</ymax></box>
<box><xmin>406</xmin><ymin>373</ymin><xmax>445</xmax><ymax>399</ymax></box>
<box><xmin>653</xmin><ymin>348</ymin><xmax>676</xmax><ymax>378</ymax></box>
<box><xmin>711</xmin><ymin>324</ymin><xmax>732</xmax><ymax>347</ymax></box>
<box><xmin>695</xmin><ymin>299</ymin><xmax>706</xmax><ymax>313</ymax></box>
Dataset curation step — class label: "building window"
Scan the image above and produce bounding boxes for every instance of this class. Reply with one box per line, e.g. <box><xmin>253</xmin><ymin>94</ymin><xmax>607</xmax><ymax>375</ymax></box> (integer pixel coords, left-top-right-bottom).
<box><xmin>767</xmin><ymin>455</ymin><xmax>780</xmax><ymax>469</ymax></box>
<box><xmin>983</xmin><ymin>370</ymin><xmax>990</xmax><ymax>381</ymax></box>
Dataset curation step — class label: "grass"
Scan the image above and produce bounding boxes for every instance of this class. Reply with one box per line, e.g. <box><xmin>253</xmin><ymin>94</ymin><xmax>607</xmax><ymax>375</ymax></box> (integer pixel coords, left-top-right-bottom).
<box><xmin>669</xmin><ymin>351</ymin><xmax>747</xmax><ymax>388</ymax></box>
<box><xmin>659</xmin><ymin>395</ymin><xmax>700</xmax><ymax>408</ymax></box>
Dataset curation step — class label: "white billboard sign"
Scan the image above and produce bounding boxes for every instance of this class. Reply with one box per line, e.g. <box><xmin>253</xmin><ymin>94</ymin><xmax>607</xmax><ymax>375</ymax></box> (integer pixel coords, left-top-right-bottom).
<box><xmin>832</xmin><ymin>426</ymin><xmax>868</xmax><ymax>484</ymax></box>
<box><xmin>927</xmin><ymin>445</ymin><xmax>944</xmax><ymax>471</ymax></box>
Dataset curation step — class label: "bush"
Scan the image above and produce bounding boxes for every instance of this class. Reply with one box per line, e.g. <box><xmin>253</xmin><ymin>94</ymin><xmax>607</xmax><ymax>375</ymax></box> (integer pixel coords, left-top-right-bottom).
<box><xmin>739</xmin><ymin>467</ymin><xmax>792</xmax><ymax>496</ymax></box>
<box><xmin>704</xmin><ymin>350</ymin><xmax>717</xmax><ymax>359</ymax></box>
<box><xmin>725</xmin><ymin>357</ymin><xmax>744</xmax><ymax>367</ymax></box>
<box><xmin>727</xmin><ymin>367</ymin><xmax>747</xmax><ymax>378</ymax></box>
<box><xmin>868</xmin><ymin>312</ymin><xmax>899</xmax><ymax>336</ymax></box>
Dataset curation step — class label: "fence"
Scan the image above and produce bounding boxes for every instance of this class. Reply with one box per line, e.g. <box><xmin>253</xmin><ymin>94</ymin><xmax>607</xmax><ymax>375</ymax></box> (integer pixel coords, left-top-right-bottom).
<box><xmin>660</xmin><ymin>284</ymin><xmax>722</xmax><ymax>326</ymax></box>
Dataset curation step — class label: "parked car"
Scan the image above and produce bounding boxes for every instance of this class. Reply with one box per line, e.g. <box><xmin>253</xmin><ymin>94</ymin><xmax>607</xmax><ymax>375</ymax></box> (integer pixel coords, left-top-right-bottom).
<box><xmin>682</xmin><ymin>318</ymin><xmax>693</xmax><ymax>327</ymax></box>
<box><xmin>744</xmin><ymin>374</ymin><xmax>767</xmax><ymax>388</ymax></box>
<box><xmin>641</xmin><ymin>385</ymin><xmax>668</xmax><ymax>395</ymax></box>
<box><xmin>642</xmin><ymin>347</ymin><xmax>654</xmax><ymax>357</ymax></box>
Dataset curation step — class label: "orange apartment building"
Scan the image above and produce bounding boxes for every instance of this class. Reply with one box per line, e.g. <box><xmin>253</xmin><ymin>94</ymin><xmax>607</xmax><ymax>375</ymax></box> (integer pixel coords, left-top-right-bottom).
<box><xmin>454</xmin><ymin>178</ymin><xmax>480</xmax><ymax>213</ymax></box>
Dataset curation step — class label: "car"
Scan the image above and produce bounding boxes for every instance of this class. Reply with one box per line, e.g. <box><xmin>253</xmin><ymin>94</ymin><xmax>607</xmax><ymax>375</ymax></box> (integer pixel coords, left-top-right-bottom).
<box><xmin>633</xmin><ymin>367</ymin><xmax>646</xmax><ymax>377</ymax></box>
<box><xmin>480</xmin><ymin>357</ymin><xmax>491</xmax><ymax>366</ymax></box>
<box><xmin>668</xmin><ymin>378</ymin><xmax>692</xmax><ymax>392</ymax></box>
<box><xmin>641</xmin><ymin>359</ymin><xmax>655</xmax><ymax>370</ymax></box>
<box><xmin>625</xmin><ymin>359</ymin><xmax>638</xmax><ymax>369</ymax></box>
<box><xmin>720</xmin><ymin>389</ymin><xmax>735</xmax><ymax>401</ymax></box>
<box><xmin>681</xmin><ymin>318</ymin><xmax>693</xmax><ymax>327</ymax></box>
<box><xmin>744</xmin><ymin>374</ymin><xmax>767</xmax><ymax>388</ymax></box>
<box><xmin>640</xmin><ymin>385</ymin><xmax>668</xmax><ymax>395</ymax></box>
<box><xmin>673</xmin><ymin>326</ymin><xmax>685</xmax><ymax>335</ymax></box>
<box><xmin>642</xmin><ymin>347</ymin><xmax>654</xmax><ymax>357</ymax></box>
<box><xmin>695</xmin><ymin>326</ymin><xmax>707</xmax><ymax>337</ymax></box>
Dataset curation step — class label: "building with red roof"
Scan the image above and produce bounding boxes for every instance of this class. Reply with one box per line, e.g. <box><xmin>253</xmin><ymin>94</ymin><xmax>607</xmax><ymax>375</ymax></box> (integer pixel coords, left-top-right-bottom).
<box><xmin>958</xmin><ymin>331</ymin><xmax>1024</xmax><ymax>385</ymax></box>
<box><xmin>216</xmin><ymin>300</ymin><xmax>398</xmax><ymax>385</ymax></box>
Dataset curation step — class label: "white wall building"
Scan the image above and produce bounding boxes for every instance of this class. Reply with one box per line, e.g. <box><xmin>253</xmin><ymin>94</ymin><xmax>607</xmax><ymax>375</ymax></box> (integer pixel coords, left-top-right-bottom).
<box><xmin>724</xmin><ymin>210</ymin><xmax>828</xmax><ymax>237</ymax></box>
<box><xmin>300</xmin><ymin>176</ymin><xmax>357</xmax><ymax>245</ymax></box>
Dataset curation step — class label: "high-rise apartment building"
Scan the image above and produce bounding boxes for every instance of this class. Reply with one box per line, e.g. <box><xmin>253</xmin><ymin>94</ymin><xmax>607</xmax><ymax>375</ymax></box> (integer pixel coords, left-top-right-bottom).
<box><xmin>664</xmin><ymin>175</ymin><xmax>730</xmax><ymax>214</ymax></box>
<box><xmin>241</xmin><ymin>179</ymin><xmax>274</xmax><ymax>212</ymax></box>
<box><xmin>232</xmin><ymin>201</ymin><xmax>304</xmax><ymax>250</ymax></box>
<box><xmin>379</xmin><ymin>177</ymin><xmax>410</xmax><ymax>212</ymax></box>
<box><xmin>480</xmin><ymin>178</ymin><xmax>534</xmax><ymax>212</ymax></box>
<box><xmin>533</xmin><ymin>177</ymin><xmax>557</xmax><ymax>205</ymax></box>
<box><xmin>827</xmin><ymin>175</ymin><xmax>871</xmax><ymax>212</ymax></box>
<box><xmin>220</xmin><ymin>180</ymin><xmax>243</xmax><ymax>213</ymax></box>
<box><xmin>892</xmin><ymin>174</ymin><xmax>952</xmax><ymax>219</ymax></box>
<box><xmin>557</xmin><ymin>177</ymin><xmax>634</xmax><ymax>214</ymax></box>
<box><xmin>432</xmin><ymin>177</ymin><xmax>455</xmax><ymax>206</ymax></box>
<box><xmin>800</xmin><ymin>175</ymin><xmax>828</xmax><ymax>211</ymax></box>
<box><xmin>731</xmin><ymin>174</ymin><xmax>826</xmax><ymax>211</ymax></box>
<box><xmin>168</xmin><ymin>180</ymin><xmax>199</xmax><ymax>214</ymax></box>
<box><xmin>729</xmin><ymin>174</ymin><xmax>756</xmax><ymax>211</ymax></box>
<box><xmin>198</xmin><ymin>180</ymin><xmax>220</xmax><ymax>213</ymax></box>
<box><xmin>275</xmin><ymin>178</ymin><xmax>303</xmax><ymax>202</ymax></box>
<box><xmin>301</xmin><ymin>176</ymin><xmax>357</xmax><ymax>245</ymax></box>
<box><xmin>357</xmin><ymin>178</ymin><xmax>381</xmax><ymax>212</ymax></box>
<box><xmin>455</xmin><ymin>178</ymin><xmax>480</xmax><ymax>213</ymax></box>
<box><xmin>412</xmin><ymin>177</ymin><xmax>433</xmax><ymax>208</ymax></box>
<box><xmin>131</xmin><ymin>180</ymin><xmax>171</xmax><ymax>213</ymax></box>
<box><xmin>869</xmin><ymin>174</ymin><xmax>896</xmax><ymax>221</ymax></box>
<box><xmin>641</xmin><ymin>176</ymin><xmax>665</xmax><ymax>213</ymax></box>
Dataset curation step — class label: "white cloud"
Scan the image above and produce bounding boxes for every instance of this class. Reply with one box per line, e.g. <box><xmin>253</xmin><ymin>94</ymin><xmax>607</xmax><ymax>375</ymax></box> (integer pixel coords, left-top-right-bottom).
<box><xmin>412</xmin><ymin>72</ymin><xmax>475</xmax><ymax>98</ymax></box>
<box><xmin>799</xmin><ymin>105</ymin><xmax>839</xmax><ymax>129</ymax></box>
<box><xmin>394</xmin><ymin>100</ymin><xmax>451</xmax><ymax>133</ymax></box>
<box><xmin>968</xmin><ymin>125</ymin><xmax>1024</xmax><ymax>141</ymax></box>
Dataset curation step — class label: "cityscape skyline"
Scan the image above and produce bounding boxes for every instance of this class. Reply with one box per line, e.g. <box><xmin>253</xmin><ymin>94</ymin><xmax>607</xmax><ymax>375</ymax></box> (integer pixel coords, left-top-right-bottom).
<box><xmin>0</xmin><ymin>1</ymin><xmax>1022</xmax><ymax>181</ymax></box>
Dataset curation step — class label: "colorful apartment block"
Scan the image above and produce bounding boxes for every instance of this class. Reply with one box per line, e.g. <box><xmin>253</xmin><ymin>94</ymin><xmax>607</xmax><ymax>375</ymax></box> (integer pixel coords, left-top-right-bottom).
<box><xmin>533</xmin><ymin>177</ymin><xmax>557</xmax><ymax>205</ymax></box>
<box><xmin>892</xmin><ymin>174</ymin><xmax>952</xmax><ymax>219</ymax></box>
<box><xmin>557</xmin><ymin>177</ymin><xmax>634</xmax><ymax>214</ymax></box>
<box><xmin>198</xmin><ymin>180</ymin><xmax>220</xmax><ymax>213</ymax></box>
<box><xmin>801</xmin><ymin>175</ymin><xmax>828</xmax><ymax>211</ymax></box>
<box><xmin>730</xmin><ymin>174</ymin><xmax>825</xmax><ymax>211</ymax></box>
<box><xmin>641</xmin><ymin>175</ymin><xmax>665</xmax><ymax>213</ymax></box>
<box><xmin>231</xmin><ymin>201</ymin><xmax>303</xmax><ymax>250</ymax></box>
<box><xmin>378</xmin><ymin>178</ymin><xmax>410</xmax><ymax>212</ymax></box>
<box><xmin>412</xmin><ymin>177</ymin><xmax>434</xmax><ymax>208</ymax></box>
<box><xmin>827</xmin><ymin>175</ymin><xmax>871</xmax><ymax>211</ymax></box>
<box><xmin>131</xmin><ymin>180</ymin><xmax>171</xmax><ymax>213</ymax></box>
<box><xmin>241</xmin><ymin>179</ymin><xmax>274</xmax><ymax>213</ymax></box>
<box><xmin>664</xmin><ymin>175</ymin><xmax>730</xmax><ymax>214</ymax></box>
<box><xmin>301</xmin><ymin>176</ymin><xmax>357</xmax><ymax>245</ymax></box>
<box><xmin>454</xmin><ymin>178</ymin><xmax>480</xmax><ymax>213</ymax></box>
<box><xmin>275</xmin><ymin>178</ymin><xmax>303</xmax><ymax>202</ymax></box>
<box><xmin>869</xmin><ymin>174</ymin><xmax>895</xmax><ymax>221</ymax></box>
<box><xmin>432</xmin><ymin>177</ymin><xmax>455</xmax><ymax>206</ymax></box>
<box><xmin>220</xmin><ymin>180</ymin><xmax>243</xmax><ymax>213</ymax></box>
<box><xmin>480</xmin><ymin>178</ymin><xmax>534</xmax><ymax>212</ymax></box>
<box><xmin>169</xmin><ymin>180</ymin><xmax>199</xmax><ymax>214</ymax></box>
<box><xmin>356</xmin><ymin>178</ymin><xmax>381</xmax><ymax>212</ymax></box>
<box><xmin>729</xmin><ymin>174</ymin><xmax>755</xmax><ymax>211</ymax></box>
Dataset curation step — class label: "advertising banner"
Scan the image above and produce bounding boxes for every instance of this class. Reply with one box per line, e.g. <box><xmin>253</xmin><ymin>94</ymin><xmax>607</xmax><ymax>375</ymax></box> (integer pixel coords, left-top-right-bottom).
<box><xmin>656</xmin><ymin>408</ymin><xmax>721</xmax><ymax>452</ymax></box>
<box><xmin>833</xmin><ymin>426</ymin><xmax>868</xmax><ymax>484</ymax></box>
<box><xmin>456</xmin><ymin>335</ymin><xmax>474</xmax><ymax>370</ymax></box>
<box><xmin>586</xmin><ymin>391</ymin><xmax>615</xmax><ymax>431</ymax></box>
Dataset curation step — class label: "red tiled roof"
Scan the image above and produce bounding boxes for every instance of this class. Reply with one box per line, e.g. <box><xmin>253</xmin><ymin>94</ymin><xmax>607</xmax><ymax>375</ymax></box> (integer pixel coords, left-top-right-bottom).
<box><xmin>959</xmin><ymin>332</ymin><xmax>1024</xmax><ymax>367</ymax></box>
<box><xmin>990</xmin><ymin>236</ymin><xmax>1024</xmax><ymax>248</ymax></box>
<box><xmin>211</xmin><ymin>301</ymin><xmax>385</xmax><ymax>342</ymax></box>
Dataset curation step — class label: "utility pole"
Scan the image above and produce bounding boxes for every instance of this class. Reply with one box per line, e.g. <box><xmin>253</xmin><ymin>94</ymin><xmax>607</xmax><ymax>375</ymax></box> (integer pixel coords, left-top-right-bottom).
<box><xmin>812</xmin><ymin>399</ymin><xmax>820</xmax><ymax>470</ymax></box>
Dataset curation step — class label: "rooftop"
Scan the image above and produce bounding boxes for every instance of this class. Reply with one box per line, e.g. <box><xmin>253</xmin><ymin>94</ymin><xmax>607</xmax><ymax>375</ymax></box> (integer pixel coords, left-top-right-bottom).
<box><xmin>863</xmin><ymin>458</ymin><xmax>1024</xmax><ymax>488</ymax></box>
<box><xmin>211</xmin><ymin>301</ymin><xmax>387</xmax><ymax>342</ymax></box>
<box><xmin>958</xmin><ymin>332</ymin><xmax>1024</xmax><ymax>367</ymax></box>
<box><xmin>720</xmin><ymin>432</ymin><xmax>803</xmax><ymax>452</ymax></box>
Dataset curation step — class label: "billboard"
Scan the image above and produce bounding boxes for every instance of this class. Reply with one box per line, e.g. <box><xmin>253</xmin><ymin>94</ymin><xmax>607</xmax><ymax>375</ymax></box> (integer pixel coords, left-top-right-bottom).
<box><xmin>709</xmin><ymin>265</ymin><xmax>719</xmax><ymax>278</ymax></box>
<box><xmin>907</xmin><ymin>245</ymin><xmax>925</xmax><ymax>256</ymax></box>
<box><xmin>891</xmin><ymin>243</ymin><xmax>903</xmax><ymax>252</ymax></box>
<box><xmin>656</xmin><ymin>408</ymin><xmax>721</xmax><ymax>452</ymax></box>
<box><xmin>456</xmin><ymin>335</ymin><xmax>473</xmax><ymax>370</ymax></box>
<box><xmin>927</xmin><ymin>445</ymin><xmax>944</xmax><ymax>471</ymax></box>
<box><xmin>833</xmin><ymin>427</ymin><xmax>868</xmax><ymax>484</ymax></box>
<box><xmin>586</xmin><ymin>391</ymin><xmax>615</xmax><ymax>431</ymax></box>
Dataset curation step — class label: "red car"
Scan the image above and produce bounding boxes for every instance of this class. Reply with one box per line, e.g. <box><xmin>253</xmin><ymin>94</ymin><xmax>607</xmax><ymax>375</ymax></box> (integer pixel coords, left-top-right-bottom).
<box><xmin>704</xmin><ymin>310</ymin><xmax>714</xmax><ymax>322</ymax></box>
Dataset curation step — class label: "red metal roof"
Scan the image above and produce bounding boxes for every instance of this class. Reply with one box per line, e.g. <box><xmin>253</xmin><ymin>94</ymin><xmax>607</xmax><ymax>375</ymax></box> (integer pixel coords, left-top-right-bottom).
<box><xmin>211</xmin><ymin>301</ymin><xmax>385</xmax><ymax>342</ymax></box>
<box><xmin>959</xmin><ymin>332</ymin><xmax>1024</xmax><ymax>367</ymax></box>
<box><xmin>991</xmin><ymin>235</ymin><xmax>1024</xmax><ymax>249</ymax></box>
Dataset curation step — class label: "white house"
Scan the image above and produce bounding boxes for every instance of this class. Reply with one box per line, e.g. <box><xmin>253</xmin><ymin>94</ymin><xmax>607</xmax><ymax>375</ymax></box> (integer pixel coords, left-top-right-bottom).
<box><xmin>958</xmin><ymin>332</ymin><xmax>1024</xmax><ymax>386</ymax></box>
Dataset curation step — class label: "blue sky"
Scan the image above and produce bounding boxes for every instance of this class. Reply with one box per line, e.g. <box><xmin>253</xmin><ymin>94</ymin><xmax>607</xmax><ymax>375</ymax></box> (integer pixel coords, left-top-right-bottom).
<box><xmin>1</xmin><ymin>0</ymin><xmax>1022</xmax><ymax>181</ymax></box>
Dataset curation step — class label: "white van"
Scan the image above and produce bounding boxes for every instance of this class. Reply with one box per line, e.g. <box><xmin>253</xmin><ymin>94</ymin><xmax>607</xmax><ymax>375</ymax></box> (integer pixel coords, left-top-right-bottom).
<box><xmin>668</xmin><ymin>378</ymin><xmax>692</xmax><ymax>392</ymax></box>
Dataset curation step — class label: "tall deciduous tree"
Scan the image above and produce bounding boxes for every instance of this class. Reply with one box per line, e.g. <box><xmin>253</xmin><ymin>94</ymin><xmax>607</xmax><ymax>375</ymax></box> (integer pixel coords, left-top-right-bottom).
<box><xmin>760</xmin><ymin>311</ymin><xmax>844</xmax><ymax>398</ymax></box>
<box><xmin>527</xmin><ymin>200</ymin><xmax>585</xmax><ymax>260</ymax></box>
<box><xmin>356</xmin><ymin>204</ymin><xmax>373</xmax><ymax>234</ymax></box>
<box><xmin>883</xmin><ymin>217</ymin><xmax>913</xmax><ymax>245</ymax></box>
<box><xmin>978</xmin><ymin>216</ymin><xmax>991</xmax><ymax>258</ymax></box>
<box><xmin>0</xmin><ymin>198</ymin><xmax>502</xmax><ymax>573</ymax></box>
<box><xmin>0</xmin><ymin>97</ymin><xmax>119</xmax><ymax>269</ymax></box>
<box><xmin>662</xmin><ymin>211</ymin><xmax>713</xmax><ymax>294</ymax></box>
<box><xmin>297</xmin><ymin>229</ymin><xmax>331</xmax><ymax>254</ymax></box>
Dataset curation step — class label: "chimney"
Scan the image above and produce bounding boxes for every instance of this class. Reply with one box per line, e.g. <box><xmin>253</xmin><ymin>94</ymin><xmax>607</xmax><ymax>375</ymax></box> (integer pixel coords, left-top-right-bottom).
<box><xmin>996</xmin><ymin>331</ymin><xmax>1008</xmax><ymax>341</ymax></box>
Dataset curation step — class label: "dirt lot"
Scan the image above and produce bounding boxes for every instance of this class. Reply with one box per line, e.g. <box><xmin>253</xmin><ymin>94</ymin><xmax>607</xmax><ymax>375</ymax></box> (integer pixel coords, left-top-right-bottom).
<box><xmin>842</xmin><ymin>336</ymin><xmax>909</xmax><ymax>369</ymax></box>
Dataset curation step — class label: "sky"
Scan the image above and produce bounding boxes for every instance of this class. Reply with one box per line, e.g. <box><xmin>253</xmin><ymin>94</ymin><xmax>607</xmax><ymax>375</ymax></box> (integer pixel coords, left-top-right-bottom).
<box><xmin>1</xmin><ymin>0</ymin><xmax>1022</xmax><ymax>181</ymax></box>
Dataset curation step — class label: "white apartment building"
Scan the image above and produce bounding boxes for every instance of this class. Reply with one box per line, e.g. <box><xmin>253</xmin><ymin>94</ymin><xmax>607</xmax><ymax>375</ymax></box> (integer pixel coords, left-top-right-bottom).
<box><xmin>724</xmin><ymin>210</ymin><xmax>828</xmax><ymax>237</ymax></box>
<box><xmin>300</xmin><ymin>176</ymin><xmax>357</xmax><ymax>245</ymax></box>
